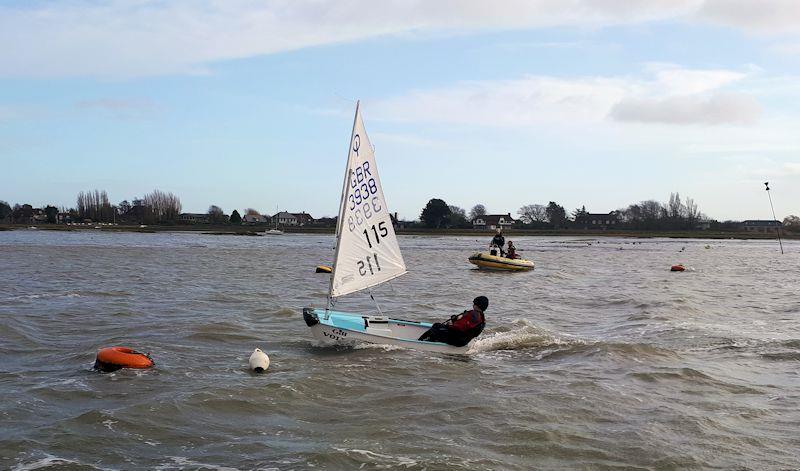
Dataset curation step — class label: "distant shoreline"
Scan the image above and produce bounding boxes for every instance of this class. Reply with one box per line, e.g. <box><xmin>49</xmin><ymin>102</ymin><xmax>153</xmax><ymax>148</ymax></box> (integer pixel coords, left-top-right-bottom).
<box><xmin>1</xmin><ymin>223</ymin><xmax>796</xmax><ymax>240</ymax></box>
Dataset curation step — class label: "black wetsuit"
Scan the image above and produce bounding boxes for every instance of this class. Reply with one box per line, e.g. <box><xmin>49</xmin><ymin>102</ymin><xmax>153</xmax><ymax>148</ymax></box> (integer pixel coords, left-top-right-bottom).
<box><xmin>491</xmin><ymin>234</ymin><xmax>505</xmax><ymax>255</ymax></box>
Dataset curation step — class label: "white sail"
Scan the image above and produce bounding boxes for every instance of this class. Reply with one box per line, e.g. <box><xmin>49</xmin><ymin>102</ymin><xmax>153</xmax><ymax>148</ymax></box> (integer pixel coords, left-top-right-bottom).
<box><xmin>330</xmin><ymin>103</ymin><xmax>406</xmax><ymax>298</ymax></box>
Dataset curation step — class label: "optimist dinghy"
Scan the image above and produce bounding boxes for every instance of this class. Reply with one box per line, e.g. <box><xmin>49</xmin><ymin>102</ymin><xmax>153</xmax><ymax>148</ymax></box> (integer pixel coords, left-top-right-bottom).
<box><xmin>302</xmin><ymin>102</ymin><xmax>472</xmax><ymax>354</ymax></box>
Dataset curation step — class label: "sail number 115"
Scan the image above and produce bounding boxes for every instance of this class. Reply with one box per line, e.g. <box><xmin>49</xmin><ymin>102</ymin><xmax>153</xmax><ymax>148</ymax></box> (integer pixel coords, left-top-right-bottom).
<box><xmin>363</xmin><ymin>222</ymin><xmax>388</xmax><ymax>248</ymax></box>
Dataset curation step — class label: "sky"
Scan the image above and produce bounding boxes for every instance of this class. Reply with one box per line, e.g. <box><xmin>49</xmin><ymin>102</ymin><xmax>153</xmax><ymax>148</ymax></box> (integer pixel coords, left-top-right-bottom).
<box><xmin>1</xmin><ymin>0</ymin><xmax>799</xmax><ymax>221</ymax></box>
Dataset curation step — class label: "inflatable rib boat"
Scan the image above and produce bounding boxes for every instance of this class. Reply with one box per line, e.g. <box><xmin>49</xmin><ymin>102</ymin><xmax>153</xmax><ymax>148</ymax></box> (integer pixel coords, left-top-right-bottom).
<box><xmin>303</xmin><ymin>308</ymin><xmax>473</xmax><ymax>354</ymax></box>
<box><xmin>468</xmin><ymin>252</ymin><xmax>535</xmax><ymax>271</ymax></box>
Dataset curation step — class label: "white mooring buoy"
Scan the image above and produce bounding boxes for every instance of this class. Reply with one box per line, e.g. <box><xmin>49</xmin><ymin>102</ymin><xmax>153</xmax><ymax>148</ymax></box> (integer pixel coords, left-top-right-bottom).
<box><xmin>248</xmin><ymin>348</ymin><xmax>270</xmax><ymax>373</ymax></box>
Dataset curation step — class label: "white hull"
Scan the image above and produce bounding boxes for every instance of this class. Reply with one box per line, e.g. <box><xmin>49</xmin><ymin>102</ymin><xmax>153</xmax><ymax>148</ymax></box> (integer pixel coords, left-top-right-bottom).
<box><xmin>303</xmin><ymin>308</ymin><xmax>471</xmax><ymax>354</ymax></box>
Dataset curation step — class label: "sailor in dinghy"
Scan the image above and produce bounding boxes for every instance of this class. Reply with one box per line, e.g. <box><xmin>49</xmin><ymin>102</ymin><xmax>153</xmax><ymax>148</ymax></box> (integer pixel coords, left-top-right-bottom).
<box><xmin>418</xmin><ymin>296</ymin><xmax>488</xmax><ymax>347</ymax></box>
<box><xmin>302</xmin><ymin>102</ymin><xmax>480</xmax><ymax>354</ymax></box>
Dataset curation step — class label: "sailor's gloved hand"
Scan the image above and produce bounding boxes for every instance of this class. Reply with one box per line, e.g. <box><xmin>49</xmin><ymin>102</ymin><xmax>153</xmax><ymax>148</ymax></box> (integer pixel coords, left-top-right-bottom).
<box><xmin>450</xmin><ymin>315</ymin><xmax>459</xmax><ymax>322</ymax></box>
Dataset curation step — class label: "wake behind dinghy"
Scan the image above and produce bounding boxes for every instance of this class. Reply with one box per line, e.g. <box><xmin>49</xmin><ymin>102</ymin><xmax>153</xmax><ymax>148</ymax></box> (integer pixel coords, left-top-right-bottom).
<box><xmin>302</xmin><ymin>102</ymin><xmax>474</xmax><ymax>354</ymax></box>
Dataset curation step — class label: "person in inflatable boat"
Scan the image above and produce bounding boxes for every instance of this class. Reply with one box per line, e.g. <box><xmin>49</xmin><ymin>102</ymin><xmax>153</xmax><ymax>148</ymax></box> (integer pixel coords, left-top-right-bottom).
<box><xmin>506</xmin><ymin>240</ymin><xmax>518</xmax><ymax>259</ymax></box>
<box><xmin>418</xmin><ymin>296</ymin><xmax>487</xmax><ymax>347</ymax></box>
<box><xmin>491</xmin><ymin>229</ymin><xmax>506</xmax><ymax>256</ymax></box>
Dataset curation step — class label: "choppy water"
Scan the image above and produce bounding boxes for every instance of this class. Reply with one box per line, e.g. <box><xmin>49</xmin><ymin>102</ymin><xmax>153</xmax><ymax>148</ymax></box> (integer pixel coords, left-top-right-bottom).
<box><xmin>1</xmin><ymin>230</ymin><xmax>798</xmax><ymax>470</ymax></box>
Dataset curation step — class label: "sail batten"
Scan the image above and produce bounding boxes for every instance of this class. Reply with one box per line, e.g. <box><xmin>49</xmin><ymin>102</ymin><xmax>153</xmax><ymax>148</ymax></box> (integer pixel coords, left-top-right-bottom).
<box><xmin>329</xmin><ymin>103</ymin><xmax>406</xmax><ymax>298</ymax></box>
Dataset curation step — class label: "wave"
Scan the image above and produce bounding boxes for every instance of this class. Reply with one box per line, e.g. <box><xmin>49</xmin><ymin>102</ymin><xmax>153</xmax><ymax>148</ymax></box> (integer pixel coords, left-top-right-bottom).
<box><xmin>629</xmin><ymin>368</ymin><xmax>762</xmax><ymax>394</ymax></box>
<box><xmin>469</xmin><ymin>319</ymin><xmax>583</xmax><ymax>353</ymax></box>
<box><xmin>331</xmin><ymin>447</ymin><xmax>418</xmax><ymax>469</ymax></box>
<box><xmin>4</xmin><ymin>292</ymin><xmax>82</xmax><ymax>301</ymax></box>
<box><xmin>11</xmin><ymin>454</ymin><xmax>108</xmax><ymax>471</ymax></box>
<box><xmin>154</xmin><ymin>457</ymin><xmax>240</xmax><ymax>471</ymax></box>
<box><xmin>4</xmin><ymin>289</ymin><xmax>131</xmax><ymax>302</ymax></box>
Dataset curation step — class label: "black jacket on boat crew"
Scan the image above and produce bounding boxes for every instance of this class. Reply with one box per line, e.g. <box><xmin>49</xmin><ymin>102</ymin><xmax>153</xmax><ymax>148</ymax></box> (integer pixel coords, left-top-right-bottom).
<box><xmin>491</xmin><ymin>234</ymin><xmax>505</xmax><ymax>256</ymax></box>
<box><xmin>491</xmin><ymin>233</ymin><xmax>505</xmax><ymax>248</ymax></box>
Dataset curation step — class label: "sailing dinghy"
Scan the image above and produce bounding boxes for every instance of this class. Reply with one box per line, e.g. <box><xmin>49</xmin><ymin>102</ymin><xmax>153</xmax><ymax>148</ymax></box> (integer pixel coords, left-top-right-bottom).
<box><xmin>302</xmin><ymin>102</ymin><xmax>473</xmax><ymax>354</ymax></box>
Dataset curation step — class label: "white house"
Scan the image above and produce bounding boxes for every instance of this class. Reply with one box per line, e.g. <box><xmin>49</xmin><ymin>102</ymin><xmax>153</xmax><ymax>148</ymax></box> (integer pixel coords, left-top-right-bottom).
<box><xmin>472</xmin><ymin>213</ymin><xmax>516</xmax><ymax>230</ymax></box>
<box><xmin>273</xmin><ymin>211</ymin><xmax>299</xmax><ymax>226</ymax></box>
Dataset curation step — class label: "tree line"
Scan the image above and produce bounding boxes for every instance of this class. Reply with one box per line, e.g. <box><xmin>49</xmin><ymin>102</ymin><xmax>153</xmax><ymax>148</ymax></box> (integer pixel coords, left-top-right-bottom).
<box><xmin>416</xmin><ymin>193</ymin><xmax>800</xmax><ymax>232</ymax></box>
<box><xmin>0</xmin><ymin>189</ymin><xmax>182</xmax><ymax>225</ymax></box>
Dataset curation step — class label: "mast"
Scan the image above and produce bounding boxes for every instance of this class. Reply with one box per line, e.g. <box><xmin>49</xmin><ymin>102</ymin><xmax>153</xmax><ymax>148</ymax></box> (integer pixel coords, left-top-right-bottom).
<box><xmin>327</xmin><ymin>100</ymin><xmax>361</xmax><ymax>309</ymax></box>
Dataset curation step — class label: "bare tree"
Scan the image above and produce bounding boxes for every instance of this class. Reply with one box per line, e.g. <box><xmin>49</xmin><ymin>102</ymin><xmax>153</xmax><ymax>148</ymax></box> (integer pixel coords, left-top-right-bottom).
<box><xmin>784</xmin><ymin>215</ymin><xmax>800</xmax><ymax>233</ymax></box>
<box><xmin>142</xmin><ymin>189</ymin><xmax>182</xmax><ymax>224</ymax></box>
<box><xmin>685</xmin><ymin>197</ymin><xmax>700</xmax><ymax>227</ymax></box>
<box><xmin>517</xmin><ymin>204</ymin><xmax>547</xmax><ymax>224</ymax></box>
<box><xmin>469</xmin><ymin>204</ymin><xmax>487</xmax><ymax>221</ymax></box>
<box><xmin>668</xmin><ymin>192</ymin><xmax>683</xmax><ymax>220</ymax></box>
<box><xmin>77</xmin><ymin>189</ymin><xmax>113</xmax><ymax>222</ymax></box>
<box><xmin>208</xmin><ymin>205</ymin><xmax>227</xmax><ymax>224</ymax></box>
<box><xmin>244</xmin><ymin>208</ymin><xmax>261</xmax><ymax>216</ymax></box>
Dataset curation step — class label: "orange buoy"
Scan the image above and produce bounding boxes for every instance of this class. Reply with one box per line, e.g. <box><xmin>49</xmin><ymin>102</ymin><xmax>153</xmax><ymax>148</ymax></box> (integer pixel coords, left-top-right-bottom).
<box><xmin>94</xmin><ymin>346</ymin><xmax>154</xmax><ymax>372</ymax></box>
<box><xmin>670</xmin><ymin>264</ymin><xmax>685</xmax><ymax>272</ymax></box>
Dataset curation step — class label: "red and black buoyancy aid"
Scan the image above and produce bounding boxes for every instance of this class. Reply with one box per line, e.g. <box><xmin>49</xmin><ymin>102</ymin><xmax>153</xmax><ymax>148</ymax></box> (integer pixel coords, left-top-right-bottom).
<box><xmin>450</xmin><ymin>308</ymin><xmax>485</xmax><ymax>336</ymax></box>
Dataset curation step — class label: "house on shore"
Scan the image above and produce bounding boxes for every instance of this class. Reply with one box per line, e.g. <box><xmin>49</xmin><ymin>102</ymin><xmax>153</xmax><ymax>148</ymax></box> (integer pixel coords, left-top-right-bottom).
<box><xmin>242</xmin><ymin>214</ymin><xmax>270</xmax><ymax>225</ymax></box>
<box><xmin>472</xmin><ymin>214</ymin><xmax>516</xmax><ymax>231</ymax></box>
<box><xmin>741</xmin><ymin>220</ymin><xmax>782</xmax><ymax>233</ymax></box>
<box><xmin>179</xmin><ymin>213</ymin><xmax>210</xmax><ymax>224</ymax></box>
<box><xmin>273</xmin><ymin>211</ymin><xmax>315</xmax><ymax>227</ymax></box>
<box><xmin>293</xmin><ymin>212</ymin><xmax>314</xmax><ymax>226</ymax></box>
<box><xmin>574</xmin><ymin>212</ymin><xmax>620</xmax><ymax>230</ymax></box>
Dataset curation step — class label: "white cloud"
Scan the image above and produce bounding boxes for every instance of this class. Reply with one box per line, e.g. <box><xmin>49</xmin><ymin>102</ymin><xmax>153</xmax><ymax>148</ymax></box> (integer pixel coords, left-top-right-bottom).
<box><xmin>76</xmin><ymin>98</ymin><xmax>161</xmax><ymax>119</ymax></box>
<box><xmin>643</xmin><ymin>63</ymin><xmax>748</xmax><ymax>95</ymax></box>
<box><xmin>371</xmin><ymin>76</ymin><xmax>630</xmax><ymax>126</ymax></box>
<box><xmin>1</xmin><ymin>0</ymin><xmax>796</xmax><ymax>79</ymax></box>
<box><xmin>610</xmin><ymin>93</ymin><xmax>761</xmax><ymax>125</ymax></box>
<box><xmin>698</xmin><ymin>0</ymin><xmax>800</xmax><ymax>34</ymax></box>
<box><xmin>370</xmin><ymin>64</ymin><xmax>759</xmax><ymax>127</ymax></box>
<box><xmin>736</xmin><ymin>159</ymin><xmax>800</xmax><ymax>180</ymax></box>
<box><xmin>369</xmin><ymin>132</ymin><xmax>446</xmax><ymax>149</ymax></box>
<box><xmin>768</xmin><ymin>41</ymin><xmax>800</xmax><ymax>55</ymax></box>
<box><xmin>782</xmin><ymin>162</ymin><xmax>800</xmax><ymax>175</ymax></box>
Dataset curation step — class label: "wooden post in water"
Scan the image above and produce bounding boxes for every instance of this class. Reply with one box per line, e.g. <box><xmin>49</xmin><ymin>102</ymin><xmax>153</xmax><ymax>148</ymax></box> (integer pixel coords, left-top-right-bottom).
<box><xmin>764</xmin><ymin>182</ymin><xmax>784</xmax><ymax>255</ymax></box>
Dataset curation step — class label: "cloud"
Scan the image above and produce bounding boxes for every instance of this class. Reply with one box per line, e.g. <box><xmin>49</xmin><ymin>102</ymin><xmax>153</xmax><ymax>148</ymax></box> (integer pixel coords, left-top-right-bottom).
<box><xmin>370</xmin><ymin>64</ymin><xmax>759</xmax><ymax>127</ymax></box>
<box><xmin>698</xmin><ymin>0</ymin><xmax>800</xmax><ymax>34</ymax></box>
<box><xmin>370</xmin><ymin>132</ymin><xmax>445</xmax><ymax>149</ymax></box>
<box><xmin>76</xmin><ymin>98</ymin><xmax>161</xmax><ymax>119</ymax></box>
<box><xmin>783</xmin><ymin>162</ymin><xmax>800</xmax><ymax>175</ymax></box>
<box><xmin>609</xmin><ymin>93</ymin><xmax>761</xmax><ymax>125</ymax></box>
<box><xmin>768</xmin><ymin>41</ymin><xmax>800</xmax><ymax>55</ymax></box>
<box><xmin>643</xmin><ymin>63</ymin><xmax>748</xmax><ymax>95</ymax></box>
<box><xmin>371</xmin><ymin>76</ymin><xmax>630</xmax><ymax>126</ymax></box>
<box><xmin>0</xmin><ymin>0</ymin><xmax>796</xmax><ymax>79</ymax></box>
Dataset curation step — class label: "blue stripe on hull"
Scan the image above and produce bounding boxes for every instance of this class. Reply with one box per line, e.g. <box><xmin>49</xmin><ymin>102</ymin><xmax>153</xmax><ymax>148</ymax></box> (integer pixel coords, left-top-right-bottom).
<box><xmin>309</xmin><ymin>309</ymin><xmax>458</xmax><ymax>348</ymax></box>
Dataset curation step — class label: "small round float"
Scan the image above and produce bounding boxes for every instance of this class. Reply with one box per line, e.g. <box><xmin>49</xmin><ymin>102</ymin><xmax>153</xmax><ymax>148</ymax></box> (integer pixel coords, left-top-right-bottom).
<box><xmin>670</xmin><ymin>264</ymin><xmax>686</xmax><ymax>272</ymax></box>
<box><xmin>248</xmin><ymin>348</ymin><xmax>270</xmax><ymax>373</ymax></box>
<box><xmin>94</xmin><ymin>346</ymin><xmax>154</xmax><ymax>372</ymax></box>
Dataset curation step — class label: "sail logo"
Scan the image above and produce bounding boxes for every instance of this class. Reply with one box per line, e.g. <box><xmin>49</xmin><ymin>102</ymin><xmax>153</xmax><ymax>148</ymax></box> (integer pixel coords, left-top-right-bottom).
<box><xmin>353</xmin><ymin>134</ymin><xmax>360</xmax><ymax>156</ymax></box>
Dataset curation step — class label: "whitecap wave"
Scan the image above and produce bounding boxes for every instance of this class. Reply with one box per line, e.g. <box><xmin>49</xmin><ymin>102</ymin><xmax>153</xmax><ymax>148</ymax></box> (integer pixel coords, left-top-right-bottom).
<box><xmin>12</xmin><ymin>455</ymin><xmax>103</xmax><ymax>471</ymax></box>
<box><xmin>6</xmin><ymin>292</ymin><xmax>81</xmax><ymax>301</ymax></box>
<box><xmin>154</xmin><ymin>457</ymin><xmax>240</xmax><ymax>471</ymax></box>
<box><xmin>332</xmin><ymin>447</ymin><xmax>418</xmax><ymax>468</ymax></box>
<box><xmin>469</xmin><ymin>318</ymin><xmax>583</xmax><ymax>353</ymax></box>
